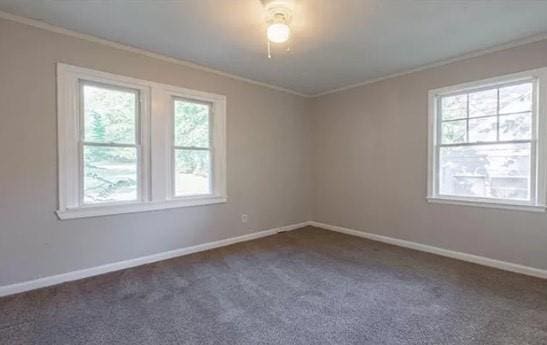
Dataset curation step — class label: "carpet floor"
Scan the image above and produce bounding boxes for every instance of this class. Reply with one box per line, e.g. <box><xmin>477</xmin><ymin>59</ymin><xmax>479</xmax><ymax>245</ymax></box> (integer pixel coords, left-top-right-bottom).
<box><xmin>1</xmin><ymin>226</ymin><xmax>546</xmax><ymax>345</ymax></box>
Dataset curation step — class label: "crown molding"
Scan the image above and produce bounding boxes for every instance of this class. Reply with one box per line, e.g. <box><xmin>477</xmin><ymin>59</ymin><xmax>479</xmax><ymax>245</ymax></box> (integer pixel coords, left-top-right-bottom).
<box><xmin>310</xmin><ymin>32</ymin><xmax>547</xmax><ymax>98</ymax></box>
<box><xmin>2</xmin><ymin>10</ymin><xmax>547</xmax><ymax>99</ymax></box>
<box><xmin>0</xmin><ymin>10</ymin><xmax>311</xmax><ymax>98</ymax></box>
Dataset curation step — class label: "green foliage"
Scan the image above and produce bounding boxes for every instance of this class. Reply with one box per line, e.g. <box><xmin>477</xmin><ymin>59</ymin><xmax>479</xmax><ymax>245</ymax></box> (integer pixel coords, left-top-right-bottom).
<box><xmin>174</xmin><ymin>100</ymin><xmax>211</xmax><ymax>175</ymax></box>
<box><xmin>84</xmin><ymin>84</ymin><xmax>136</xmax><ymax>145</ymax></box>
<box><xmin>83</xmin><ymin>146</ymin><xmax>137</xmax><ymax>203</ymax></box>
<box><xmin>439</xmin><ymin>83</ymin><xmax>532</xmax><ymax>200</ymax></box>
<box><xmin>174</xmin><ymin>100</ymin><xmax>210</xmax><ymax>147</ymax></box>
<box><xmin>81</xmin><ymin>91</ymin><xmax>212</xmax><ymax>202</ymax></box>
<box><xmin>83</xmin><ymin>85</ymin><xmax>138</xmax><ymax>202</ymax></box>
<box><xmin>175</xmin><ymin>149</ymin><xmax>209</xmax><ymax>176</ymax></box>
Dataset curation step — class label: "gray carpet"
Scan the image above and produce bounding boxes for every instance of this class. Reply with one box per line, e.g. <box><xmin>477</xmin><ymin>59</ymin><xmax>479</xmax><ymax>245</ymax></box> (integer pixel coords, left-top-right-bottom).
<box><xmin>1</xmin><ymin>226</ymin><xmax>546</xmax><ymax>345</ymax></box>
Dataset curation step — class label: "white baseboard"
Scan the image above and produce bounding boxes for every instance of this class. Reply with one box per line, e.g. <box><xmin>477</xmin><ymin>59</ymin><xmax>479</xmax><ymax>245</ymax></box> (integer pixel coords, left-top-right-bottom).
<box><xmin>0</xmin><ymin>222</ymin><xmax>309</xmax><ymax>297</ymax></box>
<box><xmin>3</xmin><ymin>220</ymin><xmax>543</xmax><ymax>297</ymax></box>
<box><xmin>309</xmin><ymin>221</ymin><xmax>547</xmax><ymax>279</ymax></box>
<box><xmin>278</xmin><ymin>221</ymin><xmax>312</xmax><ymax>232</ymax></box>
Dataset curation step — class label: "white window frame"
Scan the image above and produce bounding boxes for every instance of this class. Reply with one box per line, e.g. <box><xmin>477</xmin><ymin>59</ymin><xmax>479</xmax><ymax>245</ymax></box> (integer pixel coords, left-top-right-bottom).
<box><xmin>427</xmin><ymin>67</ymin><xmax>547</xmax><ymax>212</ymax></box>
<box><xmin>170</xmin><ymin>97</ymin><xmax>211</xmax><ymax>199</ymax></box>
<box><xmin>163</xmin><ymin>85</ymin><xmax>227</xmax><ymax>203</ymax></box>
<box><xmin>77</xmin><ymin>80</ymin><xmax>148</xmax><ymax>207</ymax></box>
<box><xmin>57</xmin><ymin>64</ymin><xmax>226</xmax><ymax>219</ymax></box>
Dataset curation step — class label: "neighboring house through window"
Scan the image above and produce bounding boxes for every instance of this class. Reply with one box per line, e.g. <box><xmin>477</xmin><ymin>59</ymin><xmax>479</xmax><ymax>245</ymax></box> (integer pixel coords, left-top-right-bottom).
<box><xmin>427</xmin><ymin>67</ymin><xmax>547</xmax><ymax>211</ymax></box>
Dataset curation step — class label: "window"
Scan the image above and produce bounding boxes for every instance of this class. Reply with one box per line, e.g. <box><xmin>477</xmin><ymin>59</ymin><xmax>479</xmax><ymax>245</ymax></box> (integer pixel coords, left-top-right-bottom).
<box><xmin>428</xmin><ymin>68</ymin><xmax>547</xmax><ymax>211</ymax></box>
<box><xmin>173</xmin><ymin>98</ymin><xmax>212</xmax><ymax>197</ymax></box>
<box><xmin>81</xmin><ymin>82</ymin><xmax>141</xmax><ymax>204</ymax></box>
<box><xmin>57</xmin><ymin>64</ymin><xmax>226</xmax><ymax>219</ymax></box>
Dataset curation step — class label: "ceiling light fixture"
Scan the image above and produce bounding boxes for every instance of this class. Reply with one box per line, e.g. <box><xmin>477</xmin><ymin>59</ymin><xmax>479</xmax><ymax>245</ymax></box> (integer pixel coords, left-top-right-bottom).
<box><xmin>263</xmin><ymin>0</ymin><xmax>294</xmax><ymax>59</ymax></box>
<box><xmin>267</xmin><ymin>22</ymin><xmax>290</xmax><ymax>44</ymax></box>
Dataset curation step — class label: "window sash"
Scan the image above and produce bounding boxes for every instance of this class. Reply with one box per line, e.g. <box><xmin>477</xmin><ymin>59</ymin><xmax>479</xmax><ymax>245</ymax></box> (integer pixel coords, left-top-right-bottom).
<box><xmin>434</xmin><ymin>141</ymin><xmax>536</xmax><ymax>203</ymax></box>
<box><xmin>440</xmin><ymin>110</ymin><xmax>531</xmax><ymax>123</ymax></box>
<box><xmin>57</xmin><ymin>63</ymin><xmax>227</xmax><ymax>219</ymax></box>
<box><xmin>78</xmin><ymin>81</ymin><xmax>144</xmax><ymax>206</ymax></box>
<box><xmin>437</xmin><ymin>80</ymin><xmax>535</xmax><ymax>145</ymax></box>
<box><xmin>438</xmin><ymin>139</ymin><xmax>533</xmax><ymax>150</ymax></box>
<box><xmin>79</xmin><ymin>142</ymin><xmax>142</xmax><ymax>206</ymax></box>
<box><xmin>171</xmin><ymin>97</ymin><xmax>214</xmax><ymax>198</ymax></box>
<box><xmin>429</xmin><ymin>72</ymin><xmax>544</xmax><ymax>208</ymax></box>
<box><xmin>80</xmin><ymin>80</ymin><xmax>141</xmax><ymax>145</ymax></box>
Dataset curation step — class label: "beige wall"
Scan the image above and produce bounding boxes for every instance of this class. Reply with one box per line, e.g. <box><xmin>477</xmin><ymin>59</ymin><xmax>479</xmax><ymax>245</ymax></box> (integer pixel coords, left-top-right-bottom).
<box><xmin>0</xmin><ymin>18</ymin><xmax>312</xmax><ymax>286</ymax></box>
<box><xmin>311</xmin><ymin>39</ymin><xmax>547</xmax><ymax>270</ymax></box>
<box><xmin>2</xmin><ymin>15</ymin><xmax>547</xmax><ymax>288</ymax></box>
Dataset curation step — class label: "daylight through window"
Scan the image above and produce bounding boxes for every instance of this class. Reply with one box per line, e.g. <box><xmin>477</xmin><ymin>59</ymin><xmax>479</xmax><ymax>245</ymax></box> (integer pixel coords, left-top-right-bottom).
<box><xmin>439</xmin><ymin>82</ymin><xmax>533</xmax><ymax>201</ymax></box>
<box><xmin>428</xmin><ymin>68</ymin><xmax>547</xmax><ymax>210</ymax></box>
<box><xmin>173</xmin><ymin>99</ymin><xmax>212</xmax><ymax>197</ymax></box>
<box><xmin>82</xmin><ymin>83</ymin><xmax>140</xmax><ymax>204</ymax></box>
<box><xmin>57</xmin><ymin>64</ymin><xmax>226</xmax><ymax>219</ymax></box>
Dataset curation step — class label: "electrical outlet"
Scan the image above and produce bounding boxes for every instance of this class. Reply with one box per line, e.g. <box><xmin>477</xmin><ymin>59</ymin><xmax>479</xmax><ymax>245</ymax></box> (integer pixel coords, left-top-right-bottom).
<box><xmin>241</xmin><ymin>214</ymin><xmax>248</xmax><ymax>223</ymax></box>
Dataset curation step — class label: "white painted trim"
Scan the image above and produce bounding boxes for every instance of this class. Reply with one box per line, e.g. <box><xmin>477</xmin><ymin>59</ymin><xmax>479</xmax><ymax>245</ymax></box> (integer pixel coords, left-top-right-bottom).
<box><xmin>57</xmin><ymin>63</ymin><xmax>153</xmax><ymax>211</ymax></box>
<box><xmin>428</xmin><ymin>69</ymin><xmax>546</xmax><ymax>97</ymax></box>
<box><xmin>0</xmin><ymin>10</ymin><xmax>308</xmax><ymax>98</ymax></box>
<box><xmin>57</xmin><ymin>63</ymin><xmax>228</xmax><ymax>219</ymax></box>
<box><xmin>426</xmin><ymin>67</ymin><xmax>547</xmax><ymax>211</ymax></box>
<box><xmin>311</xmin><ymin>33</ymin><xmax>547</xmax><ymax>97</ymax></box>
<box><xmin>2</xmin><ymin>219</ymin><xmax>544</xmax><ymax>297</ymax></box>
<box><xmin>56</xmin><ymin>196</ymin><xmax>228</xmax><ymax>220</ymax></box>
<box><xmin>0</xmin><ymin>222</ymin><xmax>310</xmax><ymax>297</ymax></box>
<box><xmin>166</xmin><ymin>88</ymin><xmax>226</xmax><ymax>201</ymax></box>
<box><xmin>427</xmin><ymin>196</ymin><xmax>545</xmax><ymax>213</ymax></box>
<box><xmin>309</xmin><ymin>221</ymin><xmax>547</xmax><ymax>279</ymax></box>
<box><xmin>2</xmin><ymin>10</ymin><xmax>547</xmax><ymax>98</ymax></box>
<box><xmin>277</xmin><ymin>221</ymin><xmax>313</xmax><ymax>232</ymax></box>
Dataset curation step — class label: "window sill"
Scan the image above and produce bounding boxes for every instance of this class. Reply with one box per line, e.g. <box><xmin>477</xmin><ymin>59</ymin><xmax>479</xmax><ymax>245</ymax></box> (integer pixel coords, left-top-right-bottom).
<box><xmin>426</xmin><ymin>196</ymin><xmax>545</xmax><ymax>213</ymax></box>
<box><xmin>56</xmin><ymin>196</ymin><xmax>227</xmax><ymax>220</ymax></box>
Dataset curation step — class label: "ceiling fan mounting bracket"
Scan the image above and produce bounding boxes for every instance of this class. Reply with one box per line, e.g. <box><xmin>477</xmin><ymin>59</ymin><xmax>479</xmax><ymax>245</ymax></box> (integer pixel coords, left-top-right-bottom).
<box><xmin>262</xmin><ymin>0</ymin><xmax>294</xmax><ymax>24</ymax></box>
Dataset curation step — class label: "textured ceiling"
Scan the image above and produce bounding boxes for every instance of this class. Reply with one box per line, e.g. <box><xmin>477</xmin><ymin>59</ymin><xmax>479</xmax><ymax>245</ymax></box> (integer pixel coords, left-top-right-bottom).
<box><xmin>1</xmin><ymin>0</ymin><xmax>547</xmax><ymax>96</ymax></box>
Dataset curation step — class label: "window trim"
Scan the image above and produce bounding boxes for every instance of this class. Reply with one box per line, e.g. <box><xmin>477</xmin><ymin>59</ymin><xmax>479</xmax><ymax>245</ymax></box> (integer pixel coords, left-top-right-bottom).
<box><xmin>78</xmin><ymin>80</ymin><xmax>145</xmax><ymax>206</ymax></box>
<box><xmin>427</xmin><ymin>67</ymin><xmax>547</xmax><ymax>212</ymax></box>
<box><xmin>170</xmin><ymin>96</ymin><xmax>214</xmax><ymax>199</ymax></box>
<box><xmin>161</xmin><ymin>85</ymin><xmax>227</xmax><ymax>203</ymax></box>
<box><xmin>56</xmin><ymin>63</ymin><xmax>227</xmax><ymax>219</ymax></box>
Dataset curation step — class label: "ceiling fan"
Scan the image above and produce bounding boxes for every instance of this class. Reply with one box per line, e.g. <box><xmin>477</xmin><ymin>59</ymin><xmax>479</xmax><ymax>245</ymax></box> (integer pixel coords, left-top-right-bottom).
<box><xmin>262</xmin><ymin>0</ymin><xmax>295</xmax><ymax>58</ymax></box>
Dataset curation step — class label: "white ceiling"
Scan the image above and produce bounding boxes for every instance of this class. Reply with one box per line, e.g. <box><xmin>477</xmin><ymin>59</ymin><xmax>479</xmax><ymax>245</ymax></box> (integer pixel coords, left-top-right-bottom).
<box><xmin>1</xmin><ymin>0</ymin><xmax>547</xmax><ymax>96</ymax></box>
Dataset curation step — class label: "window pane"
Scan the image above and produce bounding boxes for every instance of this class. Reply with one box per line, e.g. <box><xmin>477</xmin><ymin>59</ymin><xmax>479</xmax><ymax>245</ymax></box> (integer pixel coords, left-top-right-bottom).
<box><xmin>499</xmin><ymin>113</ymin><xmax>532</xmax><ymax>141</ymax></box>
<box><xmin>83</xmin><ymin>146</ymin><xmax>138</xmax><ymax>204</ymax></box>
<box><xmin>174</xmin><ymin>100</ymin><xmax>210</xmax><ymax>148</ymax></box>
<box><xmin>499</xmin><ymin>82</ymin><xmax>532</xmax><ymax>114</ymax></box>
<box><xmin>174</xmin><ymin>149</ymin><xmax>211</xmax><ymax>196</ymax></box>
<box><xmin>469</xmin><ymin>89</ymin><xmax>497</xmax><ymax>118</ymax></box>
<box><xmin>441</xmin><ymin>94</ymin><xmax>467</xmax><ymax>120</ymax></box>
<box><xmin>83</xmin><ymin>84</ymin><xmax>137</xmax><ymax>144</ymax></box>
<box><xmin>439</xmin><ymin>143</ymin><xmax>531</xmax><ymax>201</ymax></box>
<box><xmin>468</xmin><ymin>116</ymin><xmax>497</xmax><ymax>143</ymax></box>
<box><xmin>441</xmin><ymin>120</ymin><xmax>466</xmax><ymax>144</ymax></box>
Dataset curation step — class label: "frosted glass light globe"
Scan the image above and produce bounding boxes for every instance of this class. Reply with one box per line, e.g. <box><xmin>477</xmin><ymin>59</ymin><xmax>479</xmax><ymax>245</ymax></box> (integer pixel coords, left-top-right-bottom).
<box><xmin>267</xmin><ymin>23</ymin><xmax>290</xmax><ymax>43</ymax></box>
